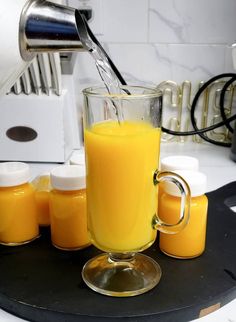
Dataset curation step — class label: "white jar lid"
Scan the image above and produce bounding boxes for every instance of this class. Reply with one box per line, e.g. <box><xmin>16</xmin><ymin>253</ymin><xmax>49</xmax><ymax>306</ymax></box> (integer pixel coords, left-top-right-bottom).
<box><xmin>164</xmin><ymin>170</ymin><xmax>207</xmax><ymax>197</ymax></box>
<box><xmin>50</xmin><ymin>165</ymin><xmax>86</xmax><ymax>191</ymax></box>
<box><xmin>69</xmin><ymin>150</ymin><xmax>85</xmax><ymax>166</ymax></box>
<box><xmin>0</xmin><ymin>162</ymin><xmax>30</xmax><ymax>187</ymax></box>
<box><xmin>161</xmin><ymin>155</ymin><xmax>199</xmax><ymax>171</ymax></box>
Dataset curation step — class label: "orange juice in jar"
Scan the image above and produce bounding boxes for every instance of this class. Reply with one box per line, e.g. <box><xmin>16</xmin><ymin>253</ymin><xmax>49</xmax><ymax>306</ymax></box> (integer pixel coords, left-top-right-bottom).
<box><xmin>0</xmin><ymin>162</ymin><xmax>39</xmax><ymax>245</ymax></box>
<box><xmin>49</xmin><ymin>165</ymin><xmax>90</xmax><ymax>250</ymax></box>
<box><xmin>159</xmin><ymin>170</ymin><xmax>208</xmax><ymax>258</ymax></box>
<box><xmin>32</xmin><ymin>173</ymin><xmax>51</xmax><ymax>226</ymax></box>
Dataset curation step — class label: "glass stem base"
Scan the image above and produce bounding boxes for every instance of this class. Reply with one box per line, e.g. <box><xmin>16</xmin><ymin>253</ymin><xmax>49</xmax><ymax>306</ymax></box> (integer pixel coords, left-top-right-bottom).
<box><xmin>82</xmin><ymin>252</ymin><xmax>162</xmax><ymax>297</ymax></box>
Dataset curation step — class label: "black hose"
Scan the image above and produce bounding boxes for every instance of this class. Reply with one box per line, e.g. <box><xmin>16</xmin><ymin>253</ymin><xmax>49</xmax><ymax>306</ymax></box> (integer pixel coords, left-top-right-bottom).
<box><xmin>162</xmin><ymin>73</ymin><xmax>236</xmax><ymax>146</ymax></box>
<box><xmin>219</xmin><ymin>76</ymin><xmax>236</xmax><ymax>133</ymax></box>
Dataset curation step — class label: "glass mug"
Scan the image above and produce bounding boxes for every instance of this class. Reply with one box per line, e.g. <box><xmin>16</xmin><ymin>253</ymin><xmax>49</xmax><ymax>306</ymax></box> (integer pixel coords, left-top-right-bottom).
<box><xmin>82</xmin><ymin>85</ymin><xmax>190</xmax><ymax>297</ymax></box>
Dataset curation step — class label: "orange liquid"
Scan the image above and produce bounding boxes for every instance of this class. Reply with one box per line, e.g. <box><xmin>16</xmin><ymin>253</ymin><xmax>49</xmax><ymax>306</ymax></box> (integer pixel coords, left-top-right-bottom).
<box><xmin>159</xmin><ymin>193</ymin><xmax>208</xmax><ymax>258</ymax></box>
<box><xmin>49</xmin><ymin>189</ymin><xmax>90</xmax><ymax>250</ymax></box>
<box><xmin>35</xmin><ymin>191</ymin><xmax>50</xmax><ymax>226</ymax></box>
<box><xmin>33</xmin><ymin>174</ymin><xmax>51</xmax><ymax>226</ymax></box>
<box><xmin>0</xmin><ymin>183</ymin><xmax>39</xmax><ymax>245</ymax></box>
<box><xmin>84</xmin><ymin>120</ymin><xmax>161</xmax><ymax>253</ymax></box>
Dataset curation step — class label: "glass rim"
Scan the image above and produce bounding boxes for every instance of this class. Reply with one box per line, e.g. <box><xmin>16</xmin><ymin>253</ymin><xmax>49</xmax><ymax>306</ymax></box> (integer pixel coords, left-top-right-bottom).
<box><xmin>82</xmin><ymin>85</ymin><xmax>162</xmax><ymax>99</ymax></box>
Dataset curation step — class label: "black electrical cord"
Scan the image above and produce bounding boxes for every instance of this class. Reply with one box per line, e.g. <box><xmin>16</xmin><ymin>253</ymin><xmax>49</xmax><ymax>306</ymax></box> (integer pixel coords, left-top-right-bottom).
<box><xmin>162</xmin><ymin>73</ymin><xmax>236</xmax><ymax>147</ymax></box>
<box><xmin>190</xmin><ymin>73</ymin><xmax>236</xmax><ymax>146</ymax></box>
<box><xmin>219</xmin><ymin>75</ymin><xmax>236</xmax><ymax>133</ymax></box>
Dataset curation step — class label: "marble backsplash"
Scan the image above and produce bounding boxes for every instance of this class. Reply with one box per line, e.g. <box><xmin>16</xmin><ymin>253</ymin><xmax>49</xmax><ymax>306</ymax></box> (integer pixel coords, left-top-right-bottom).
<box><xmin>73</xmin><ymin>0</ymin><xmax>236</xmax><ymax>88</ymax></box>
<box><xmin>67</xmin><ymin>0</ymin><xmax>236</xmax><ymax>143</ymax></box>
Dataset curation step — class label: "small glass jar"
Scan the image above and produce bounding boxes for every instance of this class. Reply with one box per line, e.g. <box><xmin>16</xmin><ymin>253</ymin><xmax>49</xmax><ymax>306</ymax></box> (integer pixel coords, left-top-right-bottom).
<box><xmin>32</xmin><ymin>173</ymin><xmax>51</xmax><ymax>227</ymax></box>
<box><xmin>159</xmin><ymin>170</ymin><xmax>208</xmax><ymax>259</ymax></box>
<box><xmin>0</xmin><ymin>162</ymin><xmax>39</xmax><ymax>245</ymax></box>
<box><xmin>49</xmin><ymin>165</ymin><xmax>90</xmax><ymax>250</ymax></box>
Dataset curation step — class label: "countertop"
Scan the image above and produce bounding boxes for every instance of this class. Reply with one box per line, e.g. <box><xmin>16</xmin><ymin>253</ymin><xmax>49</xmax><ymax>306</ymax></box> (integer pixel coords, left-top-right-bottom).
<box><xmin>0</xmin><ymin>142</ymin><xmax>235</xmax><ymax>322</ymax></box>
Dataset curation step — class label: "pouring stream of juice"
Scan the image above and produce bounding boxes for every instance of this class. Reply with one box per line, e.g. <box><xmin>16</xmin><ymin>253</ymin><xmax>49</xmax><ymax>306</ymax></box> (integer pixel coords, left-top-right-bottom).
<box><xmin>91</xmin><ymin>45</ymin><xmax>124</xmax><ymax>123</ymax></box>
<box><xmin>75</xmin><ymin>11</ymin><xmax>124</xmax><ymax>123</ymax></box>
<box><xmin>76</xmin><ymin>12</ymin><xmax>164</xmax><ymax>253</ymax></box>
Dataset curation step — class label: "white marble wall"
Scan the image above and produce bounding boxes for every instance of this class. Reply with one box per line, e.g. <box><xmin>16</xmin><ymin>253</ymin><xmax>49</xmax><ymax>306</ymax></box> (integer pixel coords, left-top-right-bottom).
<box><xmin>73</xmin><ymin>0</ymin><xmax>236</xmax><ymax>90</ymax></box>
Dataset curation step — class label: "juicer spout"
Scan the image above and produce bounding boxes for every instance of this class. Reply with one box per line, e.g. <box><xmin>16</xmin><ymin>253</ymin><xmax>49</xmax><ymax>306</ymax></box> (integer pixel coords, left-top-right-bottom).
<box><xmin>19</xmin><ymin>0</ymin><xmax>84</xmax><ymax>61</ymax></box>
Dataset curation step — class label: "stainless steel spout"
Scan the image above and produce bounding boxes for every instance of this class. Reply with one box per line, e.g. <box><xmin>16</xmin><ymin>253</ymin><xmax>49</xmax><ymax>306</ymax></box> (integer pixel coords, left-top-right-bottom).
<box><xmin>19</xmin><ymin>0</ymin><xmax>84</xmax><ymax>61</ymax></box>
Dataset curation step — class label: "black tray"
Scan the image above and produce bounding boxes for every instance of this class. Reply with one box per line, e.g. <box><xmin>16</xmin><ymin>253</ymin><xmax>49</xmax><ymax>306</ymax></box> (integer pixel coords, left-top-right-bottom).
<box><xmin>0</xmin><ymin>182</ymin><xmax>236</xmax><ymax>322</ymax></box>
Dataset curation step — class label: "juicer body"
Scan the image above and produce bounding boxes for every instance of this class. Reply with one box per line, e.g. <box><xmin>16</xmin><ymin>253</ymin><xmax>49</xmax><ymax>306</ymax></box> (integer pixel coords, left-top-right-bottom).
<box><xmin>0</xmin><ymin>0</ymin><xmax>83</xmax><ymax>96</ymax></box>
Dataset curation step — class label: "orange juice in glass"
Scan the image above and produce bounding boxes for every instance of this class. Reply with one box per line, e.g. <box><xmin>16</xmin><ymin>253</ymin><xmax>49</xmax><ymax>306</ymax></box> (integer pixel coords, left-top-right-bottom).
<box><xmin>82</xmin><ymin>86</ymin><xmax>190</xmax><ymax>297</ymax></box>
<box><xmin>85</xmin><ymin>121</ymin><xmax>161</xmax><ymax>252</ymax></box>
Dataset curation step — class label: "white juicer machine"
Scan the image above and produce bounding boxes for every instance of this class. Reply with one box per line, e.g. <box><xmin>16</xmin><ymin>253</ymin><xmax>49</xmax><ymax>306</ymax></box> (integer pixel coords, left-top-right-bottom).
<box><xmin>0</xmin><ymin>0</ymin><xmax>86</xmax><ymax>162</ymax></box>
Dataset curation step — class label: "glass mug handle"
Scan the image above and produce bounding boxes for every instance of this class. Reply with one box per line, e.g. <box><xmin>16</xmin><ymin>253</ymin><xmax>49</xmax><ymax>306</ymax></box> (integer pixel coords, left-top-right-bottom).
<box><xmin>153</xmin><ymin>170</ymin><xmax>191</xmax><ymax>234</ymax></box>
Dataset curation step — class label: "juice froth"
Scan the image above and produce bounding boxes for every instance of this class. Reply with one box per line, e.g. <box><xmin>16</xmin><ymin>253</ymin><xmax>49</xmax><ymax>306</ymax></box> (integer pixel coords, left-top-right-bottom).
<box><xmin>85</xmin><ymin>121</ymin><xmax>161</xmax><ymax>253</ymax></box>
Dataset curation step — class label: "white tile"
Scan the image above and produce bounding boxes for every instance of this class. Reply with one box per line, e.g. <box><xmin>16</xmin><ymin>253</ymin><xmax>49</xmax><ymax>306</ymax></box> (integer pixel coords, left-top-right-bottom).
<box><xmin>74</xmin><ymin>43</ymin><xmax>227</xmax><ymax>90</ymax></box>
<box><xmin>149</xmin><ymin>0</ymin><xmax>189</xmax><ymax>44</ymax></box>
<box><xmin>69</xmin><ymin>52</ymin><xmax>102</xmax><ymax>115</ymax></box>
<box><xmin>74</xmin><ymin>43</ymin><xmax>172</xmax><ymax>87</ymax></box>
<box><xmin>105</xmin><ymin>43</ymin><xmax>172</xmax><ymax>85</ymax></box>
<box><xmin>149</xmin><ymin>0</ymin><xmax>236</xmax><ymax>44</ymax></box>
<box><xmin>73</xmin><ymin>51</ymin><xmax>101</xmax><ymax>86</ymax></box>
<box><xmin>98</xmin><ymin>0</ymin><xmax>149</xmax><ymax>42</ymax></box>
<box><xmin>167</xmin><ymin>44</ymin><xmax>226</xmax><ymax>83</ymax></box>
<box><xmin>225</xmin><ymin>46</ymin><xmax>235</xmax><ymax>72</ymax></box>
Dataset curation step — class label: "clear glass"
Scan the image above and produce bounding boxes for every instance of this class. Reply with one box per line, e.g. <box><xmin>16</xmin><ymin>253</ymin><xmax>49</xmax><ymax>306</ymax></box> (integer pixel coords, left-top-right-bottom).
<box><xmin>82</xmin><ymin>85</ymin><xmax>190</xmax><ymax>296</ymax></box>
